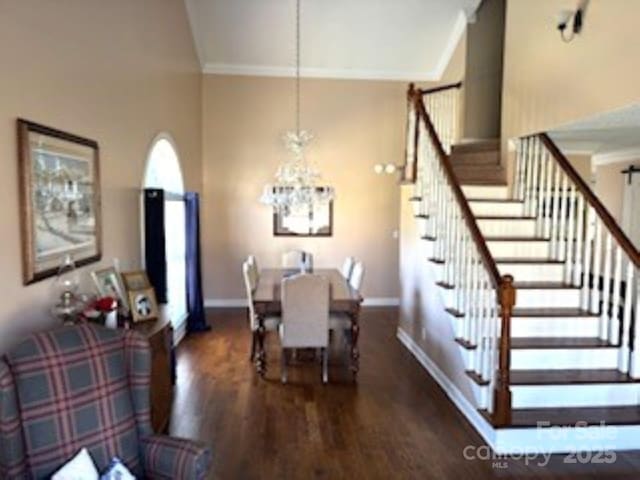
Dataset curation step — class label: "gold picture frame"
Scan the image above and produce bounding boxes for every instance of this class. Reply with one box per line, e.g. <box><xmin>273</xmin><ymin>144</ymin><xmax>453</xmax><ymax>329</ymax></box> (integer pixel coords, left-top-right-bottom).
<box><xmin>128</xmin><ymin>287</ymin><xmax>159</xmax><ymax>323</ymax></box>
<box><xmin>18</xmin><ymin>119</ymin><xmax>102</xmax><ymax>285</ymax></box>
<box><xmin>121</xmin><ymin>270</ymin><xmax>151</xmax><ymax>292</ymax></box>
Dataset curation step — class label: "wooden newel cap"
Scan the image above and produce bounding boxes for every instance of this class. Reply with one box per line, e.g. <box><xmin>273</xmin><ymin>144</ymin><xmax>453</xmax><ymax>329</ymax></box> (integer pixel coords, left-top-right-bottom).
<box><xmin>499</xmin><ymin>274</ymin><xmax>516</xmax><ymax>308</ymax></box>
<box><xmin>408</xmin><ymin>83</ymin><xmax>415</xmax><ymax>98</ymax></box>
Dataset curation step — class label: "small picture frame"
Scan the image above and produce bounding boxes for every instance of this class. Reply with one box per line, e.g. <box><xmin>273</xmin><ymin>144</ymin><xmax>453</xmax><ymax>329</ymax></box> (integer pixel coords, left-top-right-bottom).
<box><xmin>121</xmin><ymin>270</ymin><xmax>151</xmax><ymax>292</ymax></box>
<box><xmin>128</xmin><ymin>288</ymin><xmax>159</xmax><ymax>323</ymax></box>
<box><xmin>91</xmin><ymin>267</ymin><xmax>128</xmax><ymax>309</ymax></box>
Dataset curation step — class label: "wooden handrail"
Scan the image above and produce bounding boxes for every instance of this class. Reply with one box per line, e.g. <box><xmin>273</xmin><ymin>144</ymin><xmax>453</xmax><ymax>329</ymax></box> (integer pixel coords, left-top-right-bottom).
<box><xmin>413</xmin><ymin>91</ymin><xmax>513</xmax><ymax>425</ymax></box>
<box><xmin>419</xmin><ymin>81</ymin><xmax>463</xmax><ymax>96</ymax></box>
<box><xmin>539</xmin><ymin>133</ymin><xmax>640</xmax><ymax>267</ymax></box>
<box><xmin>413</xmin><ymin>94</ymin><xmax>502</xmax><ymax>288</ymax></box>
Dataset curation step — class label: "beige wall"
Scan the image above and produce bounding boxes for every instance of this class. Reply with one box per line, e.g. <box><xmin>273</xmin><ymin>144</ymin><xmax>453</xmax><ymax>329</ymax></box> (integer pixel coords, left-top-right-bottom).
<box><xmin>0</xmin><ymin>0</ymin><xmax>202</xmax><ymax>352</ymax></box>
<box><xmin>595</xmin><ymin>162</ymin><xmax>630</xmax><ymax>225</ymax></box>
<box><xmin>463</xmin><ymin>0</ymin><xmax>505</xmax><ymax>140</ymax></box>
<box><xmin>502</xmin><ymin>0</ymin><xmax>640</xmax><ymax>140</ymax></box>
<box><xmin>201</xmin><ymin>76</ymin><xmax>407</xmax><ymax>301</ymax></box>
<box><xmin>501</xmin><ymin>0</ymin><xmax>640</xmax><ymax>184</ymax></box>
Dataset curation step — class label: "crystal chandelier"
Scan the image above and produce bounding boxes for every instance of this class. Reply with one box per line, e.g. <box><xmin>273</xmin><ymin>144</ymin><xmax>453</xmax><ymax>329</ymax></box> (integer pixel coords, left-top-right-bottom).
<box><xmin>260</xmin><ymin>0</ymin><xmax>334</xmax><ymax>215</ymax></box>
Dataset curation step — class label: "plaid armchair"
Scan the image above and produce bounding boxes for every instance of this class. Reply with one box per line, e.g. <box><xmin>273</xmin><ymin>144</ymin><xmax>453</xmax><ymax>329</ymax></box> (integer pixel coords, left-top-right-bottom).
<box><xmin>0</xmin><ymin>323</ymin><xmax>211</xmax><ymax>479</ymax></box>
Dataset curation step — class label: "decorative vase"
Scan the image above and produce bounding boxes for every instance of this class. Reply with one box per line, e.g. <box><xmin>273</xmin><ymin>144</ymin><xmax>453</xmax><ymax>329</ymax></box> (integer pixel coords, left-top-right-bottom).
<box><xmin>105</xmin><ymin>310</ymin><xmax>118</xmax><ymax>329</ymax></box>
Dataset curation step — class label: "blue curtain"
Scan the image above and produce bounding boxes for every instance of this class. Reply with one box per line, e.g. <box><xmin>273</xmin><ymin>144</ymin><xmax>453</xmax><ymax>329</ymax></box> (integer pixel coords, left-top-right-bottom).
<box><xmin>185</xmin><ymin>192</ymin><xmax>210</xmax><ymax>332</ymax></box>
<box><xmin>144</xmin><ymin>189</ymin><xmax>168</xmax><ymax>304</ymax></box>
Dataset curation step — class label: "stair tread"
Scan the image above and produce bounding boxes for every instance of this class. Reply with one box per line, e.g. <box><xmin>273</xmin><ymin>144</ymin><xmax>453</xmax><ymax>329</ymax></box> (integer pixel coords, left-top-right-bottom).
<box><xmin>452</xmin><ymin>139</ymin><xmax>500</xmax><ymax>153</ymax></box>
<box><xmin>512</xmin><ymin>281</ymin><xmax>578</xmax><ymax>289</ymax></box>
<box><xmin>445</xmin><ymin>307</ymin><xmax>464</xmax><ymax>318</ymax></box>
<box><xmin>468</xmin><ymin>198</ymin><xmax>523</xmax><ymax>203</ymax></box>
<box><xmin>475</xmin><ymin>215</ymin><xmax>535</xmax><ymax>220</ymax></box>
<box><xmin>459</xmin><ymin>180</ymin><xmax>508</xmax><ymax>186</ymax></box>
<box><xmin>511</xmin><ymin>369</ymin><xmax>639</xmax><ymax>385</ymax></box>
<box><xmin>486</xmin><ymin>236</ymin><xmax>549</xmax><ymax>242</ymax></box>
<box><xmin>495</xmin><ymin>258</ymin><xmax>563</xmax><ymax>264</ymax></box>
<box><xmin>481</xmin><ymin>406</ymin><xmax>640</xmax><ymax>428</ymax></box>
<box><xmin>512</xmin><ymin>307</ymin><xmax>598</xmax><ymax>318</ymax></box>
<box><xmin>513</xmin><ymin>281</ymin><xmax>579</xmax><ymax>290</ymax></box>
<box><xmin>511</xmin><ymin>337</ymin><xmax>615</xmax><ymax>349</ymax></box>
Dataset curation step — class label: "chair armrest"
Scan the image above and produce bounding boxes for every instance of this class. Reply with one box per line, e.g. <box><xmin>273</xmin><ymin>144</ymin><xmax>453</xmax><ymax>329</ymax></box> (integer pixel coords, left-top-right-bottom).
<box><xmin>141</xmin><ymin>435</ymin><xmax>211</xmax><ymax>480</ymax></box>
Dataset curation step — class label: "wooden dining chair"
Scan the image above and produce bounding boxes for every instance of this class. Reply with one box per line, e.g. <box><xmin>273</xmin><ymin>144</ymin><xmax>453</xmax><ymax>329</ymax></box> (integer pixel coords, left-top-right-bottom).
<box><xmin>341</xmin><ymin>256</ymin><xmax>355</xmax><ymax>280</ymax></box>
<box><xmin>350</xmin><ymin>261</ymin><xmax>365</xmax><ymax>292</ymax></box>
<box><xmin>242</xmin><ymin>261</ymin><xmax>279</xmax><ymax>361</ymax></box>
<box><xmin>280</xmin><ymin>274</ymin><xmax>329</xmax><ymax>384</ymax></box>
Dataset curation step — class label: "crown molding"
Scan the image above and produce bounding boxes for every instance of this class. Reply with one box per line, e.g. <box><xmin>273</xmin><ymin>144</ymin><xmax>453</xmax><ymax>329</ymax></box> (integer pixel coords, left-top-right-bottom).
<box><xmin>593</xmin><ymin>147</ymin><xmax>640</xmax><ymax>166</ymax></box>
<box><xmin>200</xmin><ymin>8</ymin><xmax>469</xmax><ymax>82</ymax></box>
<box><xmin>202</xmin><ymin>63</ymin><xmax>441</xmax><ymax>82</ymax></box>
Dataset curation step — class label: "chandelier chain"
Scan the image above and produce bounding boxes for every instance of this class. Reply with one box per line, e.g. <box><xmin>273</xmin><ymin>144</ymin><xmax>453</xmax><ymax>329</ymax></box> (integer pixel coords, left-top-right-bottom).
<box><xmin>296</xmin><ymin>0</ymin><xmax>301</xmax><ymax>136</ymax></box>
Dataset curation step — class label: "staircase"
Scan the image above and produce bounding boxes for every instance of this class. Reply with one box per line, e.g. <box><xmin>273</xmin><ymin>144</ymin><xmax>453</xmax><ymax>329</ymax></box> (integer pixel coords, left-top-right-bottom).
<box><xmin>399</xmin><ymin>83</ymin><xmax>640</xmax><ymax>453</ymax></box>
<box><xmin>450</xmin><ymin>140</ymin><xmax>505</xmax><ymax>185</ymax></box>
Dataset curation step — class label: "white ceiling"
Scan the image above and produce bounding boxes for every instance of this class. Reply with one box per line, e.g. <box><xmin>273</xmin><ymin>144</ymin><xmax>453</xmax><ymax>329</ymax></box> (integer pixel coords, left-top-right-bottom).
<box><xmin>549</xmin><ymin>104</ymin><xmax>640</xmax><ymax>163</ymax></box>
<box><xmin>184</xmin><ymin>0</ymin><xmax>480</xmax><ymax>81</ymax></box>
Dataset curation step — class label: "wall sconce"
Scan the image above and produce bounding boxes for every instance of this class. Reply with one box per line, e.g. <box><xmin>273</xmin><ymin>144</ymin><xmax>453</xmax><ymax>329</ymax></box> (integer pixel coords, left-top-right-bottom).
<box><xmin>373</xmin><ymin>163</ymin><xmax>402</xmax><ymax>175</ymax></box>
<box><xmin>557</xmin><ymin>0</ymin><xmax>589</xmax><ymax>42</ymax></box>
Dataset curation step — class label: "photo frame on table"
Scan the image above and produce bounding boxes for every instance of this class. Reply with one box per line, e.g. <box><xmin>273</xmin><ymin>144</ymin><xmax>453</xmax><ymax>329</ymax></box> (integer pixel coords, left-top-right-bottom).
<box><xmin>128</xmin><ymin>287</ymin><xmax>159</xmax><ymax>323</ymax></box>
<box><xmin>121</xmin><ymin>270</ymin><xmax>151</xmax><ymax>292</ymax></box>
<box><xmin>91</xmin><ymin>267</ymin><xmax>129</xmax><ymax>310</ymax></box>
<box><xmin>17</xmin><ymin>119</ymin><xmax>102</xmax><ymax>285</ymax></box>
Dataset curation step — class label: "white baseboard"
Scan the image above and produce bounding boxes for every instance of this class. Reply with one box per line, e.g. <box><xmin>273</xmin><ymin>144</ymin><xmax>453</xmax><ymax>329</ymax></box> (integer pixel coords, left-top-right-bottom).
<box><xmin>396</xmin><ymin>327</ymin><xmax>496</xmax><ymax>448</ymax></box>
<box><xmin>204</xmin><ymin>299</ymin><xmax>247</xmax><ymax>308</ymax></box>
<box><xmin>362</xmin><ymin>298</ymin><xmax>400</xmax><ymax>307</ymax></box>
<box><xmin>204</xmin><ymin>297</ymin><xmax>400</xmax><ymax>308</ymax></box>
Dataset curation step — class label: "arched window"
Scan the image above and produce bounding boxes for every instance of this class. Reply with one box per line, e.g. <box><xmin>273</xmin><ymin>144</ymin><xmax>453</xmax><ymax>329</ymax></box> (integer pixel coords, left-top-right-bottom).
<box><xmin>143</xmin><ymin>134</ymin><xmax>187</xmax><ymax>339</ymax></box>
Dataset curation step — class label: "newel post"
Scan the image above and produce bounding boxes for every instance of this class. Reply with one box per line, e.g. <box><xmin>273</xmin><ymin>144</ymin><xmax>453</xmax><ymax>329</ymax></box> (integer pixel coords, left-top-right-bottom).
<box><xmin>493</xmin><ymin>274</ymin><xmax>515</xmax><ymax>426</ymax></box>
<box><xmin>407</xmin><ymin>82</ymin><xmax>416</xmax><ymax>101</ymax></box>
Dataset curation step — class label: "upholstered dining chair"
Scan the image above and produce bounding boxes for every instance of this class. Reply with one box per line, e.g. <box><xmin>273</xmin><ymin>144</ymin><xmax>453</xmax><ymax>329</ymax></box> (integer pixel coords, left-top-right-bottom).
<box><xmin>281</xmin><ymin>250</ymin><xmax>313</xmax><ymax>271</ymax></box>
<box><xmin>280</xmin><ymin>274</ymin><xmax>329</xmax><ymax>384</ymax></box>
<box><xmin>247</xmin><ymin>254</ymin><xmax>259</xmax><ymax>279</ymax></box>
<box><xmin>341</xmin><ymin>256</ymin><xmax>355</xmax><ymax>280</ymax></box>
<box><xmin>0</xmin><ymin>324</ymin><xmax>210</xmax><ymax>480</ymax></box>
<box><xmin>243</xmin><ymin>261</ymin><xmax>280</xmax><ymax>361</ymax></box>
<box><xmin>350</xmin><ymin>261</ymin><xmax>365</xmax><ymax>292</ymax></box>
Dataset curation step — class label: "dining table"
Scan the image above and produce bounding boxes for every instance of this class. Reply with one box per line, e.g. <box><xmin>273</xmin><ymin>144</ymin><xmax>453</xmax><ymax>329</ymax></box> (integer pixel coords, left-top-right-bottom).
<box><xmin>252</xmin><ymin>268</ymin><xmax>363</xmax><ymax>379</ymax></box>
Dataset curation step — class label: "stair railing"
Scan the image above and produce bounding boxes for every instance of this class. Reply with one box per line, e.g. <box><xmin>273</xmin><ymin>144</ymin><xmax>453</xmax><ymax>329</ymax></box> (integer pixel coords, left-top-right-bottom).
<box><xmin>405</xmin><ymin>83</ymin><xmax>515</xmax><ymax>425</ymax></box>
<box><xmin>514</xmin><ymin>133</ymin><xmax>640</xmax><ymax>376</ymax></box>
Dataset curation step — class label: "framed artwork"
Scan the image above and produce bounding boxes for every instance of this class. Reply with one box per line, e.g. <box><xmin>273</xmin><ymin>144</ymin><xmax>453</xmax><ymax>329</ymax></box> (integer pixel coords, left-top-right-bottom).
<box><xmin>128</xmin><ymin>288</ymin><xmax>159</xmax><ymax>323</ymax></box>
<box><xmin>91</xmin><ymin>267</ymin><xmax>128</xmax><ymax>310</ymax></box>
<box><xmin>273</xmin><ymin>189</ymin><xmax>333</xmax><ymax>237</ymax></box>
<box><xmin>121</xmin><ymin>270</ymin><xmax>151</xmax><ymax>292</ymax></box>
<box><xmin>17</xmin><ymin>119</ymin><xmax>101</xmax><ymax>284</ymax></box>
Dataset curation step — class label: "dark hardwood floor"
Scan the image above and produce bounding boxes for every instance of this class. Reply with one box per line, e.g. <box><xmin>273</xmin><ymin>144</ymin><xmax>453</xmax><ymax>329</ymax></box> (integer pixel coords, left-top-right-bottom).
<box><xmin>170</xmin><ymin>307</ymin><xmax>640</xmax><ymax>480</ymax></box>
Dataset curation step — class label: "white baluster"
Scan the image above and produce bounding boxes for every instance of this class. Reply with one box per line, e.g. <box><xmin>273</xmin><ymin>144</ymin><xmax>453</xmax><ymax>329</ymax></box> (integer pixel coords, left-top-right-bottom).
<box><xmin>536</xmin><ymin>141</ymin><xmax>547</xmax><ymax>236</ymax></box>
<box><xmin>550</xmin><ymin>163</ymin><xmax>562</xmax><ymax>259</ymax></box>
<box><xmin>543</xmin><ymin>150</ymin><xmax>553</xmax><ymax>238</ymax></box>
<box><xmin>591</xmin><ymin>219</ymin><xmax>603</xmax><ymax>314</ymax></box>
<box><xmin>618</xmin><ymin>260</ymin><xmax>634</xmax><ymax>373</ymax></box>
<box><xmin>630</xmin><ymin>281</ymin><xmax>640</xmax><ymax>378</ymax></box>
<box><xmin>524</xmin><ymin>137</ymin><xmax>535</xmax><ymax>215</ymax></box>
<box><xmin>530</xmin><ymin>137</ymin><xmax>541</xmax><ymax>219</ymax></box>
<box><xmin>557</xmin><ymin>174</ymin><xmax>569</xmax><ymax>261</ymax></box>
<box><xmin>573</xmin><ymin>194</ymin><xmax>585</xmax><ymax>286</ymax></box>
<box><xmin>565</xmin><ymin>184</ymin><xmax>576</xmax><ymax>283</ymax></box>
<box><xmin>581</xmin><ymin>206</ymin><xmax>595</xmax><ymax>310</ymax></box>
<box><xmin>600</xmin><ymin>233</ymin><xmax>613</xmax><ymax>341</ymax></box>
<box><xmin>513</xmin><ymin>139</ymin><xmax>523</xmax><ymax>200</ymax></box>
<box><xmin>609</xmin><ymin>246</ymin><xmax>623</xmax><ymax>344</ymax></box>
